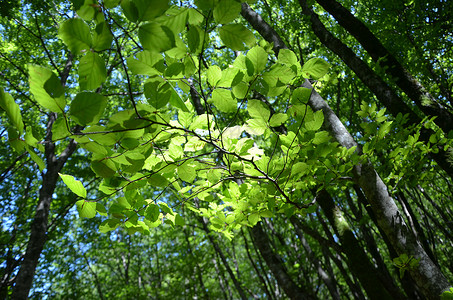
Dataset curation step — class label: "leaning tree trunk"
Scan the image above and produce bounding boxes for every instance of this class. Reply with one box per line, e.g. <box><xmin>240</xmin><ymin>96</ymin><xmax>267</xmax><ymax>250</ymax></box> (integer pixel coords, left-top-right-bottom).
<box><xmin>241</xmin><ymin>3</ymin><xmax>452</xmax><ymax>299</ymax></box>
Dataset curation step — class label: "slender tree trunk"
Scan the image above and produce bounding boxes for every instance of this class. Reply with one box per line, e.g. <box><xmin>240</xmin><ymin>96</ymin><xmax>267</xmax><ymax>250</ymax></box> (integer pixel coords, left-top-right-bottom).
<box><xmin>291</xmin><ymin>219</ymin><xmax>341</xmax><ymax>300</ymax></box>
<box><xmin>250</xmin><ymin>222</ymin><xmax>314</xmax><ymax>300</ymax></box>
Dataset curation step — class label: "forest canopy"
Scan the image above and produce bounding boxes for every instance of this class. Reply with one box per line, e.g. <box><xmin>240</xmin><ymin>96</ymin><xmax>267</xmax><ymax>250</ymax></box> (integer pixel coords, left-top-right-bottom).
<box><xmin>1</xmin><ymin>0</ymin><xmax>453</xmax><ymax>299</ymax></box>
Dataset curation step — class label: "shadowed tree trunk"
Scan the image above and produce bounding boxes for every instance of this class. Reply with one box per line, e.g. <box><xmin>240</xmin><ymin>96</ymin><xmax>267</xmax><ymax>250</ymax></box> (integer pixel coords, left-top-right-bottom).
<box><xmin>250</xmin><ymin>222</ymin><xmax>314</xmax><ymax>300</ymax></box>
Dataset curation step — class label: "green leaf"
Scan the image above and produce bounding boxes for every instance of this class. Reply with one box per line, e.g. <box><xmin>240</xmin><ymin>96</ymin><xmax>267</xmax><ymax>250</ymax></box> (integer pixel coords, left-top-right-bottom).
<box><xmin>99</xmin><ymin>219</ymin><xmax>121</xmax><ymax>233</ymax></box>
<box><xmin>59</xmin><ymin>173</ymin><xmax>87</xmax><ymax>198</ymax></box>
<box><xmin>262</xmin><ymin>64</ymin><xmax>294</xmax><ymax>87</ymax></box>
<box><xmin>69</xmin><ymin>92</ymin><xmax>107</xmax><ymax>125</ymax></box>
<box><xmin>219</xmin><ymin>24</ymin><xmax>255</xmax><ymax>51</ymax></box>
<box><xmin>178</xmin><ymin>163</ymin><xmax>196</xmax><ymax>183</ymax></box>
<box><xmin>134</xmin><ymin>0</ymin><xmax>169</xmax><ymax>21</ymax></box>
<box><xmin>207</xmin><ymin>65</ymin><xmax>222</xmax><ymax>87</ymax></box>
<box><xmin>75</xmin><ymin>0</ymin><xmax>98</xmax><ymax>21</ymax></box>
<box><xmin>248</xmin><ymin>213</ymin><xmax>260</xmax><ymax>226</ymax></box>
<box><xmin>291</xmin><ymin>87</ymin><xmax>312</xmax><ymax>104</ymax></box>
<box><xmin>187</xmin><ymin>25</ymin><xmax>203</xmax><ymax>54</ymax></box>
<box><xmin>91</xmin><ymin>159</ymin><xmax>116</xmax><ymax>178</ymax></box>
<box><xmin>213</xmin><ymin>0</ymin><xmax>241</xmax><ymax>24</ymax></box>
<box><xmin>269</xmin><ymin>113</ymin><xmax>287</xmax><ymax>127</ymax></box>
<box><xmin>0</xmin><ymin>88</ymin><xmax>24</xmax><ymax>135</ymax></box>
<box><xmin>305</xmin><ymin>110</ymin><xmax>324</xmax><ymax>131</ymax></box>
<box><xmin>139</xmin><ymin>23</ymin><xmax>175</xmax><ymax>52</ymax></box>
<box><xmin>121</xmin><ymin>0</ymin><xmax>139</xmax><ymax>22</ymax></box>
<box><xmin>175</xmin><ymin>214</ymin><xmax>185</xmax><ymax>226</ymax></box>
<box><xmin>211</xmin><ymin>89</ymin><xmax>237</xmax><ymax>113</ymax></box>
<box><xmin>246</xmin><ymin>46</ymin><xmax>268</xmax><ymax>74</ymax></box>
<box><xmin>127</xmin><ymin>50</ymin><xmax>165</xmax><ymax>76</ymax></box>
<box><xmin>93</xmin><ymin>22</ymin><xmax>113</xmax><ymax>51</ymax></box>
<box><xmin>25</xmin><ymin>145</ymin><xmax>45</xmax><ymax>171</ymax></box>
<box><xmin>28</xmin><ymin>65</ymin><xmax>66</xmax><ymax>112</ymax></box>
<box><xmin>195</xmin><ymin>0</ymin><xmax>219</xmax><ymax>10</ymax></box>
<box><xmin>146</xmin><ymin>203</ymin><xmax>160</xmax><ymax>222</ymax></box>
<box><xmin>302</xmin><ymin>58</ymin><xmax>330</xmax><ymax>80</ymax></box>
<box><xmin>104</xmin><ymin>0</ymin><xmax>120</xmax><ymax>8</ymax></box>
<box><xmin>248</xmin><ymin>99</ymin><xmax>270</xmax><ymax>121</ymax></box>
<box><xmin>232</xmin><ymin>82</ymin><xmax>248</xmax><ymax>99</ymax></box>
<box><xmin>245</xmin><ymin>118</ymin><xmax>267</xmax><ymax>135</ymax></box>
<box><xmin>58</xmin><ymin>18</ymin><xmax>92</xmax><ymax>54</ymax></box>
<box><xmin>144</xmin><ymin>79</ymin><xmax>174</xmax><ymax>109</ymax></box>
<box><xmin>76</xmin><ymin>200</ymin><xmax>96</xmax><ymax>218</ymax></box>
<box><xmin>79</xmin><ymin>52</ymin><xmax>107</xmax><ymax>90</ymax></box>
<box><xmin>278</xmin><ymin>49</ymin><xmax>298</xmax><ymax>66</ymax></box>
<box><xmin>159</xmin><ymin>6</ymin><xmax>188</xmax><ymax>34</ymax></box>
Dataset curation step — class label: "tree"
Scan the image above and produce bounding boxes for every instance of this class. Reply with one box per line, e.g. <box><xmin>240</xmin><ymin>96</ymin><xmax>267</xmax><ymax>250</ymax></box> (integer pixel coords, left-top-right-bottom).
<box><xmin>1</xmin><ymin>0</ymin><xmax>452</xmax><ymax>299</ymax></box>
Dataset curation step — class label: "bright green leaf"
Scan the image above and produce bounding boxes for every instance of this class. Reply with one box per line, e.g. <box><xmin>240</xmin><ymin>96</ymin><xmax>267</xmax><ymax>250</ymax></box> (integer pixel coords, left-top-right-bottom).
<box><xmin>211</xmin><ymin>89</ymin><xmax>237</xmax><ymax>113</ymax></box>
<box><xmin>139</xmin><ymin>23</ymin><xmax>175</xmax><ymax>52</ymax></box>
<box><xmin>219</xmin><ymin>24</ymin><xmax>255</xmax><ymax>51</ymax></box>
<box><xmin>302</xmin><ymin>58</ymin><xmax>330</xmax><ymax>80</ymax></box>
<box><xmin>246</xmin><ymin>46</ymin><xmax>268</xmax><ymax>74</ymax></box>
<box><xmin>28</xmin><ymin>65</ymin><xmax>66</xmax><ymax>112</ymax></box>
<box><xmin>59</xmin><ymin>173</ymin><xmax>87</xmax><ymax>198</ymax></box>
<box><xmin>248</xmin><ymin>99</ymin><xmax>270</xmax><ymax>121</ymax></box>
<box><xmin>269</xmin><ymin>113</ymin><xmax>287</xmax><ymax>127</ymax></box>
<box><xmin>76</xmin><ymin>200</ymin><xmax>97</xmax><ymax>218</ymax></box>
<box><xmin>79</xmin><ymin>52</ymin><xmax>107</xmax><ymax>90</ymax></box>
<box><xmin>0</xmin><ymin>88</ymin><xmax>24</xmax><ymax>135</ymax></box>
<box><xmin>58</xmin><ymin>18</ymin><xmax>92</xmax><ymax>54</ymax></box>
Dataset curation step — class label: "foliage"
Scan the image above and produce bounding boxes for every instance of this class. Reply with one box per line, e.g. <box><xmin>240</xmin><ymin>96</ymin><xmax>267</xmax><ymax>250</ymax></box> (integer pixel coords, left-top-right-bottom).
<box><xmin>1</xmin><ymin>0</ymin><xmax>453</xmax><ymax>299</ymax></box>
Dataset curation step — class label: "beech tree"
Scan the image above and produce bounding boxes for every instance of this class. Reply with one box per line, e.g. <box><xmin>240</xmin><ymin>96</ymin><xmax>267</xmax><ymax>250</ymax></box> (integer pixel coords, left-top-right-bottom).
<box><xmin>1</xmin><ymin>0</ymin><xmax>453</xmax><ymax>299</ymax></box>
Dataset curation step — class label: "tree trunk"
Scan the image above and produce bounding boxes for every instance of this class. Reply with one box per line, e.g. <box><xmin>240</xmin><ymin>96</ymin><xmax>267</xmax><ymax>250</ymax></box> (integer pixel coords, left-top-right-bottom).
<box><xmin>250</xmin><ymin>222</ymin><xmax>314</xmax><ymax>300</ymax></box>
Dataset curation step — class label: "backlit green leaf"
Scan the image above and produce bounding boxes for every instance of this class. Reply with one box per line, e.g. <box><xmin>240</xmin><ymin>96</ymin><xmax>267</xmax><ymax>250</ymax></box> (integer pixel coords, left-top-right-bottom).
<box><xmin>76</xmin><ymin>200</ymin><xmax>96</xmax><ymax>218</ymax></box>
<box><xmin>219</xmin><ymin>24</ymin><xmax>255</xmax><ymax>50</ymax></box>
<box><xmin>211</xmin><ymin>89</ymin><xmax>237</xmax><ymax>113</ymax></box>
<box><xmin>247</xmin><ymin>99</ymin><xmax>270</xmax><ymax>121</ymax></box>
<box><xmin>302</xmin><ymin>58</ymin><xmax>330</xmax><ymax>80</ymax></box>
<box><xmin>28</xmin><ymin>64</ymin><xmax>66</xmax><ymax>113</ymax></box>
<box><xmin>58</xmin><ymin>18</ymin><xmax>92</xmax><ymax>54</ymax></box>
<box><xmin>269</xmin><ymin>113</ymin><xmax>287</xmax><ymax>127</ymax></box>
<box><xmin>139</xmin><ymin>23</ymin><xmax>175</xmax><ymax>52</ymax></box>
<box><xmin>79</xmin><ymin>52</ymin><xmax>107</xmax><ymax>90</ymax></box>
<box><xmin>93</xmin><ymin>22</ymin><xmax>113</xmax><ymax>51</ymax></box>
<box><xmin>59</xmin><ymin>173</ymin><xmax>87</xmax><ymax>198</ymax></box>
<box><xmin>246</xmin><ymin>46</ymin><xmax>268</xmax><ymax>74</ymax></box>
<box><xmin>0</xmin><ymin>88</ymin><xmax>24</xmax><ymax>135</ymax></box>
